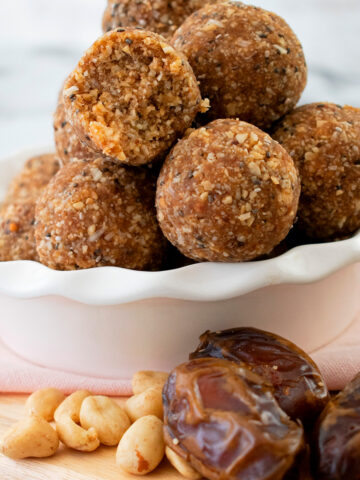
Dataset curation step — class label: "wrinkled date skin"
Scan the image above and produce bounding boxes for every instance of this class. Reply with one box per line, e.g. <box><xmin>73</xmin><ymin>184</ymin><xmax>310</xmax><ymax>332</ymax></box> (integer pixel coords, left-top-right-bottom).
<box><xmin>190</xmin><ymin>328</ymin><xmax>330</xmax><ymax>425</ymax></box>
<box><xmin>163</xmin><ymin>358</ymin><xmax>304</xmax><ymax>480</ymax></box>
<box><xmin>314</xmin><ymin>372</ymin><xmax>360</xmax><ymax>479</ymax></box>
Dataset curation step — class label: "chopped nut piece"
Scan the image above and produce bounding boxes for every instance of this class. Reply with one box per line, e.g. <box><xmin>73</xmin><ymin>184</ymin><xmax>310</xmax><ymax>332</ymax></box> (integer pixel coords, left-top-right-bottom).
<box><xmin>274</xmin><ymin>44</ymin><xmax>288</xmax><ymax>55</ymax></box>
<box><xmin>222</xmin><ymin>195</ymin><xmax>233</xmax><ymax>205</ymax></box>
<box><xmin>73</xmin><ymin>202</ymin><xmax>84</xmax><ymax>210</ymax></box>
<box><xmin>236</xmin><ymin>133</ymin><xmax>248</xmax><ymax>144</ymax></box>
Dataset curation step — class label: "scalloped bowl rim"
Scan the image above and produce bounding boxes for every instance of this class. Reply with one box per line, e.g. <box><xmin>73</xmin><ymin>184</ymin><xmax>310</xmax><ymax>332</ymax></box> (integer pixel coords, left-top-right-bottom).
<box><xmin>0</xmin><ymin>145</ymin><xmax>359</xmax><ymax>306</ymax></box>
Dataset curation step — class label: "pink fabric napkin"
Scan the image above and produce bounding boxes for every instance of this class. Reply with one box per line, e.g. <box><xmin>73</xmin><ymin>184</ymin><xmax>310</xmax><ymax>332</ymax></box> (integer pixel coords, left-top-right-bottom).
<box><xmin>312</xmin><ymin>314</ymin><xmax>360</xmax><ymax>391</ymax></box>
<box><xmin>1</xmin><ymin>314</ymin><xmax>360</xmax><ymax>395</ymax></box>
<box><xmin>0</xmin><ymin>340</ymin><xmax>132</xmax><ymax>396</ymax></box>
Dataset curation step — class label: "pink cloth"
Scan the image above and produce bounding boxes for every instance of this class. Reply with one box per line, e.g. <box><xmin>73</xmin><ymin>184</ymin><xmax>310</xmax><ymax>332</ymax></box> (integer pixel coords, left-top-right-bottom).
<box><xmin>0</xmin><ymin>340</ymin><xmax>132</xmax><ymax>396</ymax></box>
<box><xmin>312</xmin><ymin>314</ymin><xmax>360</xmax><ymax>391</ymax></box>
<box><xmin>1</xmin><ymin>316</ymin><xmax>360</xmax><ymax>395</ymax></box>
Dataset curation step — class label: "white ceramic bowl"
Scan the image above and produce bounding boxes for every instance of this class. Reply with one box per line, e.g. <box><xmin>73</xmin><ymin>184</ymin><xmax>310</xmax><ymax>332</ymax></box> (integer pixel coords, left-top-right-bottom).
<box><xmin>0</xmin><ymin>147</ymin><xmax>360</xmax><ymax>379</ymax></box>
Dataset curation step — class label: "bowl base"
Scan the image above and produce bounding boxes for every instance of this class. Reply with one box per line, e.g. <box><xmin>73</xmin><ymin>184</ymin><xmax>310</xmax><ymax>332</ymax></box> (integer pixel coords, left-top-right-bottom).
<box><xmin>0</xmin><ymin>263</ymin><xmax>359</xmax><ymax>379</ymax></box>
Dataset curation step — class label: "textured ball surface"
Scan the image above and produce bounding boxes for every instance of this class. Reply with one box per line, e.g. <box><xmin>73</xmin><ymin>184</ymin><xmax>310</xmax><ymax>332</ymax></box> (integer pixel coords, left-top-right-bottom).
<box><xmin>35</xmin><ymin>158</ymin><xmax>168</xmax><ymax>270</ymax></box>
<box><xmin>272</xmin><ymin>103</ymin><xmax>360</xmax><ymax>239</ymax></box>
<box><xmin>156</xmin><ymin>119</ymin><xmax>300</xmax><ymax>262</ymax></box>
<box><xmin>172</xmin><ymin>1</ymin><xmax>307</xmax><ymax>128</ymax></box>
<box><xmin>64</xmin><ymin>29</ymin><xmax>205</xmax><ymax>165</ymax></box>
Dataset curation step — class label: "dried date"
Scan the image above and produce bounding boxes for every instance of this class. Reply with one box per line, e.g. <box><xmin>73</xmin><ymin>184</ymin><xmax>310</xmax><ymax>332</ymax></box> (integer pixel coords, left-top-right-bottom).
<box><xmin>314</xmin><ymin>372</ymin><xmax>360</xmax><ymax>479</ymax></box>
<box><xmin>163</xmin><ymin>357</ymin><xmax>304</xmax><ymax>480</ymax></box>
<box><xmin>190</xmin><ymin>328</ymin><xmax>329</xmax><ymax>425</ymax></box>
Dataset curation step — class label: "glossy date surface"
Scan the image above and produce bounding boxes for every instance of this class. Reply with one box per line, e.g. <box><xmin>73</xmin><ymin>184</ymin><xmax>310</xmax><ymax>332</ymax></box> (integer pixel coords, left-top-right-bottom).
<box><xmin>163</xmin><ymin>357</ymin><xmax>304</xmax><ymax>480</ymax></box>
<box><xmin>314</xmin><ymin>372</ymin><xmax>360</xmax><ymax>479</ymax></box>
<box><xmin>190</xmin><ymin>328</ymin><xmax>330</xmax><ymax>424</ymax></box>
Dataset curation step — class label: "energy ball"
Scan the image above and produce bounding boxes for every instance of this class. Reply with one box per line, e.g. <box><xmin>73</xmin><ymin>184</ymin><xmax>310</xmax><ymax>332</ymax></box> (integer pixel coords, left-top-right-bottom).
<box><xmin>0</xmin><ymin>154</ymin><xmax>60</xmax><ymax>261</ymax></box>
<box><xmin>156</xmin><ymin>119</ymin><xmax>300</xmax><ymax>262</ymax></box>
<box><xmin>0</xmin><ymin>202</ymin><xmax>38</xmax><ymax>261</ymax></box>
<box><xmin>102</xmin><ymin>0</ymin><xmax>218</xmax><ymax>39</ymax></box>
<box><xmin>172</xmin><ymin>2</ymin><xmax>307</xmax><ymax>129</ymax></box>
<box><xmin>54</xmin><ymin>96</ymin><xmax>99</xmax><ymax>164</ymax></box>
<box><xmin>63</xmin><ymin>29</ymin><xmax>206</xmax><ymax>166</ymax></box>
<box><xmin>272</xmin><ymin>103</ymin><xmax>360</xmax><ymax>239</ymax></box>
<box><xmin>4</xmin><ymin>154</ymin><xmax>60</xmax><ymax>204</ymax></box>
<box><xmin>35</xmin><ymin>158</ymin><xmax>168</xmax><ymax>271</ymax></box>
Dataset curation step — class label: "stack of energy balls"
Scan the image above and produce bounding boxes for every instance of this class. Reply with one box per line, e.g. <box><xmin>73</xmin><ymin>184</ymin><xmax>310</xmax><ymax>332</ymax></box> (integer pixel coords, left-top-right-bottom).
<box><xmin>1</xmin><ymin>0</ymin><xmax>359</xmax><ymax>270</ymax></box>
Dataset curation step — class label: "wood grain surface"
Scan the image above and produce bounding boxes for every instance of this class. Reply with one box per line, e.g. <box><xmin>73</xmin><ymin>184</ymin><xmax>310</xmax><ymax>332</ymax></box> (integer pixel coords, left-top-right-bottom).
<box><xmin>0</xmin><ymin>394</ymin><xmax>183</xmax><ymax>480</ymax></box>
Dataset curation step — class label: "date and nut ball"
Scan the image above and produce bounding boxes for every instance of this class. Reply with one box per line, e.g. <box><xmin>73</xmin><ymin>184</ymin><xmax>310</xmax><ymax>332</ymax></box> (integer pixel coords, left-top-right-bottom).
<box><xmin>0</xmin><ymin>154</ymin><xmax>60</xmax><ymax>261</ymax></box>
<box><xmin>0</xmin><ymin>202</ymin><xmax>40</xmax><ymax>262</ymax></box>
<box><xmin>156</xmin><ymin>119</ymin><xmax>300</xmax><ymax>262</ymax></box>
<box><xmin>35</xmin><ymin>158</ymin><xmax>168</xmax><ymax>271</ymax></box>
<box><xmin>272</xmin><ymin>103</ymin><xmax>360</xmax><ymax>239</ymax></box>
<box><xmin>63</xmin><ymin>28</ymin><xmax>207</xmax><ymax>166</ymax></box>
<box><xmin>172</xmin><ymin>1</ymin><xmax>307</xmax><ymax>129</ymax></box>
<box><xmin>102</xmin><ymin>0</ymin><xmax>218</xmax><ymax>39</ymax></box>
<box><xmin>4</xmin><ymin>154</ymin><xmax>60</xmax><ymax>204</ymax></box>
<box><xmin>54</xmin><ymin>96</ymin><xmax>100</xmax><ymax>165</ymax></box>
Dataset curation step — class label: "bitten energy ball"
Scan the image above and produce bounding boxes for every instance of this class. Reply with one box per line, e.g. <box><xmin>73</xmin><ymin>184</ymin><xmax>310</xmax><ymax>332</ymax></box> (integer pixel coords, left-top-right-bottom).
<box><xmin>54</xmin><ymin>96</ymin><xmax>99</xmax><ymax>164</ymax></box>
<box><xmin>102</xmin><ymin>0</ymin><xmax>218</xmax><ymax>39</ymax></box>
<box><xmin>172</xmin><ymin>2</ymin><xmax>307</xmax><ymax>128</ymax></box>
<box><xmin>63</xmin><ymin>29</ymin><xmax>206</xmax><ymax>166</ymax></box>
<box><xmin>35</xmin><ymin>158</ymin><xmax>167</xmax><ymax>270</ymax></box>
<box><xmin>272</xmin><ymin>103</ymin><xmax>360</xmax><ymax>239</ymax></box>
<box><xmin>0</xmin><ymin>154</ymin><xmax>60</xmax><ymax>261</ymax></box>
<box><xmin>156</xmin><ymin>119</ymin><xmax>300</xmax><ymax>262</ymax></box>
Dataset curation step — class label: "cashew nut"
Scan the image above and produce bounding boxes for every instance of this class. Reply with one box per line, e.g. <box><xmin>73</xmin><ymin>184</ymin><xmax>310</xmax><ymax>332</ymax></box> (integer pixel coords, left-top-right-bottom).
<box><xmin>132</xmin><ymin>371</ymin><xmax>169</xmax><ymax>395</ymax></box>
<box><xmin>25</xmin><ymin>388</ymin><xmax>66</xmax><ymax>421</ymax></box>
<box><xmin>116</xmin><ymin>415</ymin><xmax>165</xmax><ymax>475</ymax></box>
<box><xmin>54</xmin><ymin>390</ymin><xmax>100</xmax><ymax>452</ymax></box>
<box><xmin>125</xmin><ymin>386</ymin><xmax>163</xmax><ymax>422</ymax></box>
<box><xmin>80</xmin><ymin>396</ymin><xmax>131</xmax><ymax>446</ymax></box>
<box><xmin>56</xmin><ymin>417</ymin><xmax>99</xmax><ymax>452</ymax></box>
<box><xmin>165</xmin><ymin>446</ymin><xmax>201</xmax><ymax>479</ymax></box>
<box><xmin>0</xmin><ymin>415</ymin><xmax>59</xmax><ymax>459</ymax></box>
<box><xmin>54</xmin><ymin>389</ymin><xmax>91</xmax><ymax>422</ymax></box>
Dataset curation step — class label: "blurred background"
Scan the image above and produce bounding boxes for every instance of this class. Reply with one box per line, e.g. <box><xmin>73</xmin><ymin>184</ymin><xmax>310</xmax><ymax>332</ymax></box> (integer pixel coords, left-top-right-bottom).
<box><xmin>0</xmin><ymin>0</ymin><xmax>359</xmax><ymax>156</ymax></box>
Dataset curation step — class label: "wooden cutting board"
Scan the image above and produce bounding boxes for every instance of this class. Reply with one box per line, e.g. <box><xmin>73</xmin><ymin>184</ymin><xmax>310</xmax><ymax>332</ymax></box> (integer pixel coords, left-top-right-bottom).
<box><xmin>0</xmin><ymin>394</ymin><xmax>183</xmax><ymax>480</ymax></box>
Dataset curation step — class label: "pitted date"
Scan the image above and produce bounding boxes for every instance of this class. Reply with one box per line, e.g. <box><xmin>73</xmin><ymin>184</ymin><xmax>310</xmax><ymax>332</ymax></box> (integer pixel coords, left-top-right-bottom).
<box><xmin>163</xmin><ymin>357</ymin><xmax>304</xmax><ymax>480</ymax></box>
<box><xmin>314</xmin><ymin>372</ymin><xmax>360</xmax><ymax>479</ymax></box>
<box><xmin>190</xmin><ymin>328</ymin><xmax>329</xmax><ymax>424</ymax></box>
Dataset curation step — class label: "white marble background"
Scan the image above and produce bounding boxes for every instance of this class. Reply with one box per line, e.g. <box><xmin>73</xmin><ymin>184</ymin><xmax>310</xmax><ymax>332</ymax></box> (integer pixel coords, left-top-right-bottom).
<box><xmin>0</xmin><ymin>0</ymin><xmax>360</xmax><ymax>157</ymax></box>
